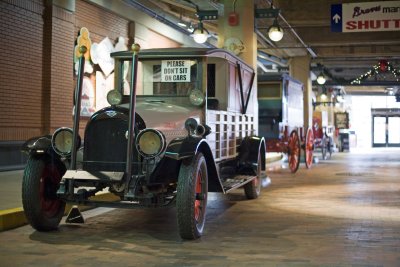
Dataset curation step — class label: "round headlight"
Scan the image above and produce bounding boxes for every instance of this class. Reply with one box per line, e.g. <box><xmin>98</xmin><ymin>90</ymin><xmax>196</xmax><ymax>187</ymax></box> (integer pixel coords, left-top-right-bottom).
<box><xmin>189</xmin><ymin>89</ymin><xmax>205</xmax><ymax>106</ymax></box>
<box><xmin>52</xmin><ymin>128</ymin><xmax>80</xmax><ymax>156</ymax></box>
<box><xmin>135</xmin><ymin>129</ymin><xmax>166</xmax><ymax>158</ymax></box>
<box><xmin>107</xmin><ymin>89</ymin><xmax>122</xmax><ymax>106</ymax></box>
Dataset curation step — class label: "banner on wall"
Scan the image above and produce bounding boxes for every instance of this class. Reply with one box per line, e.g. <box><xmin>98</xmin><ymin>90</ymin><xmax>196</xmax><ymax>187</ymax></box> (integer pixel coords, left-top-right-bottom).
<box><xmin>81</xmin><ymin>77</ymin><xmax>95</xmax><ymax>116</ymax></box>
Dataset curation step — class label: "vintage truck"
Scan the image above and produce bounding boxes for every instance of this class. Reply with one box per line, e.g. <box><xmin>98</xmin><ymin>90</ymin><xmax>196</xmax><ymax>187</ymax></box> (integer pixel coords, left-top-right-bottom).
<box><xmin>21</xmin><ymin>44</ymin><xmax>267</xmax><ymax>240</ymax></box>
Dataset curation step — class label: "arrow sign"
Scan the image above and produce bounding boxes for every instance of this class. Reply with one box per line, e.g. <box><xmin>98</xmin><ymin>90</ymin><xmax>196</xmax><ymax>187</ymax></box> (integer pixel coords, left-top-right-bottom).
<box><xmin>331</xmin><ymin>1</ymin><xmax>400</xmax><ymax>33</ymax></box>
<box><xmin>333</xmin><ymin>13</ymin><xmax>341</xmax><ymax>23</ymax></box>
<box><xmin>331</xmin><ymin>4</ymin><xmax>343</xmax><ymax>32</ymax></box>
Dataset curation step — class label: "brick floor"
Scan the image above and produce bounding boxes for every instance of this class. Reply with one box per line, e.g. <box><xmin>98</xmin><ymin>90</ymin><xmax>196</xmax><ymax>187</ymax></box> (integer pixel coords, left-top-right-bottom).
<box><xmin>0</xmin><ymin>149</ymin><xmax>399</xmax><ymax>266</ymax></box>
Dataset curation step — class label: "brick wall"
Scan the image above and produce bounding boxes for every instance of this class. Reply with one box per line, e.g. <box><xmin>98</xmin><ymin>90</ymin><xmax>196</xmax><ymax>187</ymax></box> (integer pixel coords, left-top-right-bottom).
<box><xmin>47</xmin><ymin>5</ymin><xmax>76</xmax><ymax>133</ymax></box>
<box><xmin>0</xmin><ymin>0</ymin><xmax>45</xmax><ymax>141</ymax></box>
<box><xmin>76</xmin><ymin>1</ymin><xmax>130</xmax><ymax>45</ymax></box>
<box><xmin>0</xmin><ymin>0</ymin><xmax>180</xmax><ymax>142</ymax></box>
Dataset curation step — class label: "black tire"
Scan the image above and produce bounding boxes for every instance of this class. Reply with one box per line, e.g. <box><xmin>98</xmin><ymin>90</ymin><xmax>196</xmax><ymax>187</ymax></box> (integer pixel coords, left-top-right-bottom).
<box><xmin>176</xmin><ymin>153</ymin><xmax>208</xmax><ymax>240</ymax></box>
<box><xmin>244</xmin><ymin>152</ymin><xmax>262</xmax><ymax>199</ymax></box>
<box><xmin>22</xmin><ymin>157</ymin><xmax>66</xmax><ymax>231</ymax></box>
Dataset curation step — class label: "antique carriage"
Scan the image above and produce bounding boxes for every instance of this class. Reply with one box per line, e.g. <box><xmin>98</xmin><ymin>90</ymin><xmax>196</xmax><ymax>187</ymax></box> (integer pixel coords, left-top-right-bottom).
<box><xmin>258</xmin><ymin>74</ymin><xmax>314</xmax><ymax>172</ymax></box>
<box><xmin>312</xmin><ymin>110</ymin><xmax>334</xmax><ymax>160</ymax></box>
<box><xmin>21</xmin><ymin>45</ymin><xmax>267</xmax><ymax>240</ymax></box>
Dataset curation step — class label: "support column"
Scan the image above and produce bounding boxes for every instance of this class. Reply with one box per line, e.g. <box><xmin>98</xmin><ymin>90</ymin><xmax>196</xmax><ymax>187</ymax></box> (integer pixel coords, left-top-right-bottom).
<box><xmin>218</xmin><ymin>0</ymin><xmax>257</xmax><ymax>68</ymax></box>
<box><xmin>289</xmin><ymin>56</ymin><xmax>312</xmax><ymax>129</ymax></box>
<box><xmin>218</xmin><ymin>0</ymin><xmax>259</xmax><ymax>130</ymax></box>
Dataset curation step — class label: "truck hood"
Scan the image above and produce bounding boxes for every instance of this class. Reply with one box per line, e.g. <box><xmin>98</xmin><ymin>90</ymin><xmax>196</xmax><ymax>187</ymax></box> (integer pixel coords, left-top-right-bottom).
<box><xmin>134</xmin><ymin>98</ymin><xmax>202</xmax><ymax>142</ymax></box>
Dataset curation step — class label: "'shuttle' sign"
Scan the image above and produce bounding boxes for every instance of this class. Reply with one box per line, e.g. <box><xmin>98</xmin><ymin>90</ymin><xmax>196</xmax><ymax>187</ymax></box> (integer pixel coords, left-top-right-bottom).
<box><xmin>331</xmin><ymin>1</ymin><xmax>400</xmax><ymax>32</ymax></box>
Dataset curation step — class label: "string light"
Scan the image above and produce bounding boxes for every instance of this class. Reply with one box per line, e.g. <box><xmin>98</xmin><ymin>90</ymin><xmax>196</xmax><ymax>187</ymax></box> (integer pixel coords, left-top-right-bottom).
<box><xmin>351</xmin><ymin>60</ymin><xmax>400</xmax><ymax>85</ymax></box>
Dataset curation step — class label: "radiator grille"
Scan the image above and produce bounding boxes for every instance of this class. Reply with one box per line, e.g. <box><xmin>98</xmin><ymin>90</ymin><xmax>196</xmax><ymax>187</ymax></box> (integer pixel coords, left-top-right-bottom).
<box><xmin>83</xmin><ymin>118</ymin><xmax>130</xmax><ymax>171</ymax></box>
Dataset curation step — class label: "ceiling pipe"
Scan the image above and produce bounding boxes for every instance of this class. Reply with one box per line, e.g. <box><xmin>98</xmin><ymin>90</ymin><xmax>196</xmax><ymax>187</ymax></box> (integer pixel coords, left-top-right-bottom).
<box><xmin>125</xmin><ymin>0</ymin><xmax>216</xmax><ymax>48</ymax></box>
<box><xmin>127</xmin><ymin>0</ymin><xmax>290</xmax><ymax>70</ymax></box>
<box><xmin>258</xmin><ymin>50</ymin><xmax>288</xmax><ymax>67</ymax></box>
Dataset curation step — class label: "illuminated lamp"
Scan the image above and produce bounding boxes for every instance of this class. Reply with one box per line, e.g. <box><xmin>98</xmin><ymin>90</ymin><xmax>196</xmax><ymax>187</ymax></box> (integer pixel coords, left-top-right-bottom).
<box><xmin>268</xmin><ymin>18</ymin><xmax>284</xmax><ymax>42</ymax></box>
<box><xmin>317</xmin><ymin>73</ymin><xmax>326</xmax><ymax>85</ymax></box>
<box><xmin>192</xmin><ymin>21</ymin><xmax>209</xmax><ymax>44</ymax></box>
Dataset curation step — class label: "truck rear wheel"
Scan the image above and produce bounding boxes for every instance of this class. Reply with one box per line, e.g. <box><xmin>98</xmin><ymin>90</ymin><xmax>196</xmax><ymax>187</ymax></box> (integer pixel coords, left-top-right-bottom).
<box><xmin>176</xmin><ymin>153</ymin><xmax>208</xmax><ymax>240</ymax></box>
<box><xmin>22</xmin><ymin>157</ymin><xmax>65</xmax><ymax>231</ymax></box>
<box><xmin>244</xmin><ymin>152</ymin><xmax>262</xmax><ymax>199</ymax></box>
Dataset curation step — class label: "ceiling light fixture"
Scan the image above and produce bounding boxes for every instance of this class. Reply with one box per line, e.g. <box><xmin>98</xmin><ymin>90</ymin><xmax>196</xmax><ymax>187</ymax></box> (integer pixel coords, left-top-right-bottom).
<box><xmin>268</xmin><ymin>18</ymin><xmax>284</xmax><ymax>42</ymax></box>
<box><xmin>317</xmin><ymin>73</ymin><xmax>326</xmax><ymax>85</ymax></box>
<box><xmin>192</xmin><ymin>21</ymin><xmax>209</xmax><ymax>44</ymax></box>
<box><xmin>320</xmin><ymin>92</ymin><xmax>327</xmax><ymax>101</ymax></box>
<box><xmin>255</xmin><ymin>2</ymin><xmax>284</xmax><ymax>42</ymax></box>
<box><xmin>319</xmin><ymin>87</ymin><xmax>328</xmax><ymax>101</ymax></box>
<box><xmin>192</xmin><ymin>9</ymin><xmax>218</xmax><ymax>44</ymax></box>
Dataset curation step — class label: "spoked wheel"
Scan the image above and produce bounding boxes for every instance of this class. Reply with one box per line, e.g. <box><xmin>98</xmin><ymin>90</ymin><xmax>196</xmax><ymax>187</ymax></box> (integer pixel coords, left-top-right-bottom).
<box><xmin>327</xmin><ymin>136</ymin><xmax>333</xmax><ymax>159</ymax></box>
<box><xmin>321</xmin><ymin>137</ymin><xmax>327</xmax><ymax>160</ymax></box>
<box><xmin>288</xmin><ymin>130</ymin><xmax>301</xmax><ymax>173</ymax></box>
<box><xmin>176</xmin><ymin>152</ymin><xmax>208</xmax><ymax>240</ymax></box>
<box><xmin>22</xmin><ymin>157</ymin><xmax>66</xmax><ymax>231</ymax></box>
<box><xmin>305</xmin><ymin>127</ymin><xmax>314</xmax><ymax>169</ymax></box>
<box><xmin>244</xmin><ymin>152</ymin><xmax>262</xmax><ymax>199</ymax></box>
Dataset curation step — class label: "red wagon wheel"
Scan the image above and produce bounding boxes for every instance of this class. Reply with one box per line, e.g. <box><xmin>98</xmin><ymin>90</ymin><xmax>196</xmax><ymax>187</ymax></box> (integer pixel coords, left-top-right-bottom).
<box><xmin>288</xmin><ymin>130</ymin><xmax>301</xmax><ymax>173</ymax></box>
<box><xmin>305</xmin><ymin>127</ymin><xmax>314</xmax><ymax>169</ymax></box>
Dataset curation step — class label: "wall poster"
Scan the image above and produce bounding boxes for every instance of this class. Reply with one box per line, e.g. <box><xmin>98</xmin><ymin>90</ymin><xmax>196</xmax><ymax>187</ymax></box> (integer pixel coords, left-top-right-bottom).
<box><xmin>335</xmin><ymin>112</ymin><xmax>349</xmax><ymax>129</ymax></box>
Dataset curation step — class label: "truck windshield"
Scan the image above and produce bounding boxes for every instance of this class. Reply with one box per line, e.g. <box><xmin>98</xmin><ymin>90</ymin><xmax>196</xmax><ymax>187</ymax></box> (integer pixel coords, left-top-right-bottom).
<box><xmin>122</xmin><ymin>59</ymin><xmax>200</xmax><ymax>97</ymax></box>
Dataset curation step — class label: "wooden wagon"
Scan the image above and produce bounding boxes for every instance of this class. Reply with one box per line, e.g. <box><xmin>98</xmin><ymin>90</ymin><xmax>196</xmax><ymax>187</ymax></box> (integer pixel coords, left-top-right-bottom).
<box><xmin>313</xmin><ymin>110</ymin><xmax>334</xmax><ymax>160</ymax></box>
<box><xmin>258</xmin><ymin>74</ymin><xmax>314</xmax><ymax>173</ymax></box>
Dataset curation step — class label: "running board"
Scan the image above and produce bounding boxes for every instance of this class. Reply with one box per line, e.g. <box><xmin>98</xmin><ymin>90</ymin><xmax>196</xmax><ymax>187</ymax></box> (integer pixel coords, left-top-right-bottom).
<box><xmin>221</xmin><ymin>175</ymin><xmax>256</xmax><ymax>193</ymax></box>
<box><xmin>63</xmin><ymin>170</ymin><xmax>124</xmax><ymax>181</ymax></box>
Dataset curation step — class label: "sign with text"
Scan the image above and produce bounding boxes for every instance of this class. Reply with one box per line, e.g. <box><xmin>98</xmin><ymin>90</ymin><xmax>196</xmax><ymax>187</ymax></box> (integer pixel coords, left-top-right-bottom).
<box><xmin>161</xmin><ymin>60</ymin><xmax>191</xmax><ymax>82</ymax></box>
<box><xmin>331</xmin><ymin>1</ymin><xmax>400</xmax><ymax>32</ymax></box>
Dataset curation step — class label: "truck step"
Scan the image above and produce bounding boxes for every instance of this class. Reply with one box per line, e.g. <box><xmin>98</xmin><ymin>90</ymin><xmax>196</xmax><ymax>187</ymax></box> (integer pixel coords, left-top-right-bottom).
<box><xmin>222</xmin><ymin>174</ymin><xmax>271</xmax><ymax>194</ymax></box>
<box><xmin>63</xmin><ymin>170</ymin><xmax>124</xmax><ymax>181</ymax></box>
<box><xmin>222</xmin><ymin>175</ymin><xmax>257</xmax><ymax>193</ymax></box>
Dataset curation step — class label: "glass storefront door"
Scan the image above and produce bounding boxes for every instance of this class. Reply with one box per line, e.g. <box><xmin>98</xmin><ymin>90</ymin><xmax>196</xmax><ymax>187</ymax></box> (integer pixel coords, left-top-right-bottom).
<box><xmin>388</xmin><ymin>116</ymin><xmax>400</xmax><ymax>146</ymax></box>
<box><xmin>373</xmin><ymin>116</ymin><xmax>386</xmax><ymax>147</ymax></box>
<box><xmin>372</xmin><ymin>115</ymin><xmax>400</xmax><ymax>147</ymax></box>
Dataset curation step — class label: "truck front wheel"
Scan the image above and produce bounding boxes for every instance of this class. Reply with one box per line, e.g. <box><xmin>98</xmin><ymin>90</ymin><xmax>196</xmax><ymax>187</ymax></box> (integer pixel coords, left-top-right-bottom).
<box><xmin>22</xmin><ymin>157</ymin><xmax>65</xmax><ymax>231</ymax></box>
<box><xmin>176</xmin><ymin>153</ymin><xmax>208</xmax><ymax>240</ymax></box>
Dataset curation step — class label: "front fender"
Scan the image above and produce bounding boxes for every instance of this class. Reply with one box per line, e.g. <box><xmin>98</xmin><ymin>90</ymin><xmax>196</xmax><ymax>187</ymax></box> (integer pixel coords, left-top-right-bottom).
<box><xmin>21</xmin><ymin>135</ymin><xmax>53</xmax><ymax>156</ymax></box>
<box><xmin>164</xmin><ymin>136</ymin><xmax>203</xmax><ymax>160</ymax></box>
<box><xmin>163</xmin><ymin>136</ymin><xmax>222</xmax><ymax>192</ymax></box>
<box><xmin>238</xmin><ymin>136</ymin><xmax>266</xmax><ymax>174</ymax></box>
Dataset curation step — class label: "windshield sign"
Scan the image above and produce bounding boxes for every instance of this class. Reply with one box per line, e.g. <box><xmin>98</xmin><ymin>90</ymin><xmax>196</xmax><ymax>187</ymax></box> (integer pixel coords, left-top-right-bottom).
<box><xmin>161</xmin><ymin>60</ymin><xmax>191</xmax><ymax>82</ymax></box>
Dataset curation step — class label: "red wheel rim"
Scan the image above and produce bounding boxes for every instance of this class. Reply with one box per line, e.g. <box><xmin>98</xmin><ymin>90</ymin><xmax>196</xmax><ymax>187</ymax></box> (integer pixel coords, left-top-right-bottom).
<box><xmin>39</xmin><ymin>164</ymin><xmax>63</xmax><ymax>217</ymax></box>
<box><xmin>305</xmin><ymin>128</ymin><xmax>314</xmax><ymax>168</ymax></box>
<box><xmin>194</xmin><ymin>170</ymin><xmax>204</xmax><ymax>222</ymax></box>
<box><xmin>288</xmin><ymin>131</ymin><xmax>300</xmax><ymax>172</ymax></box>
